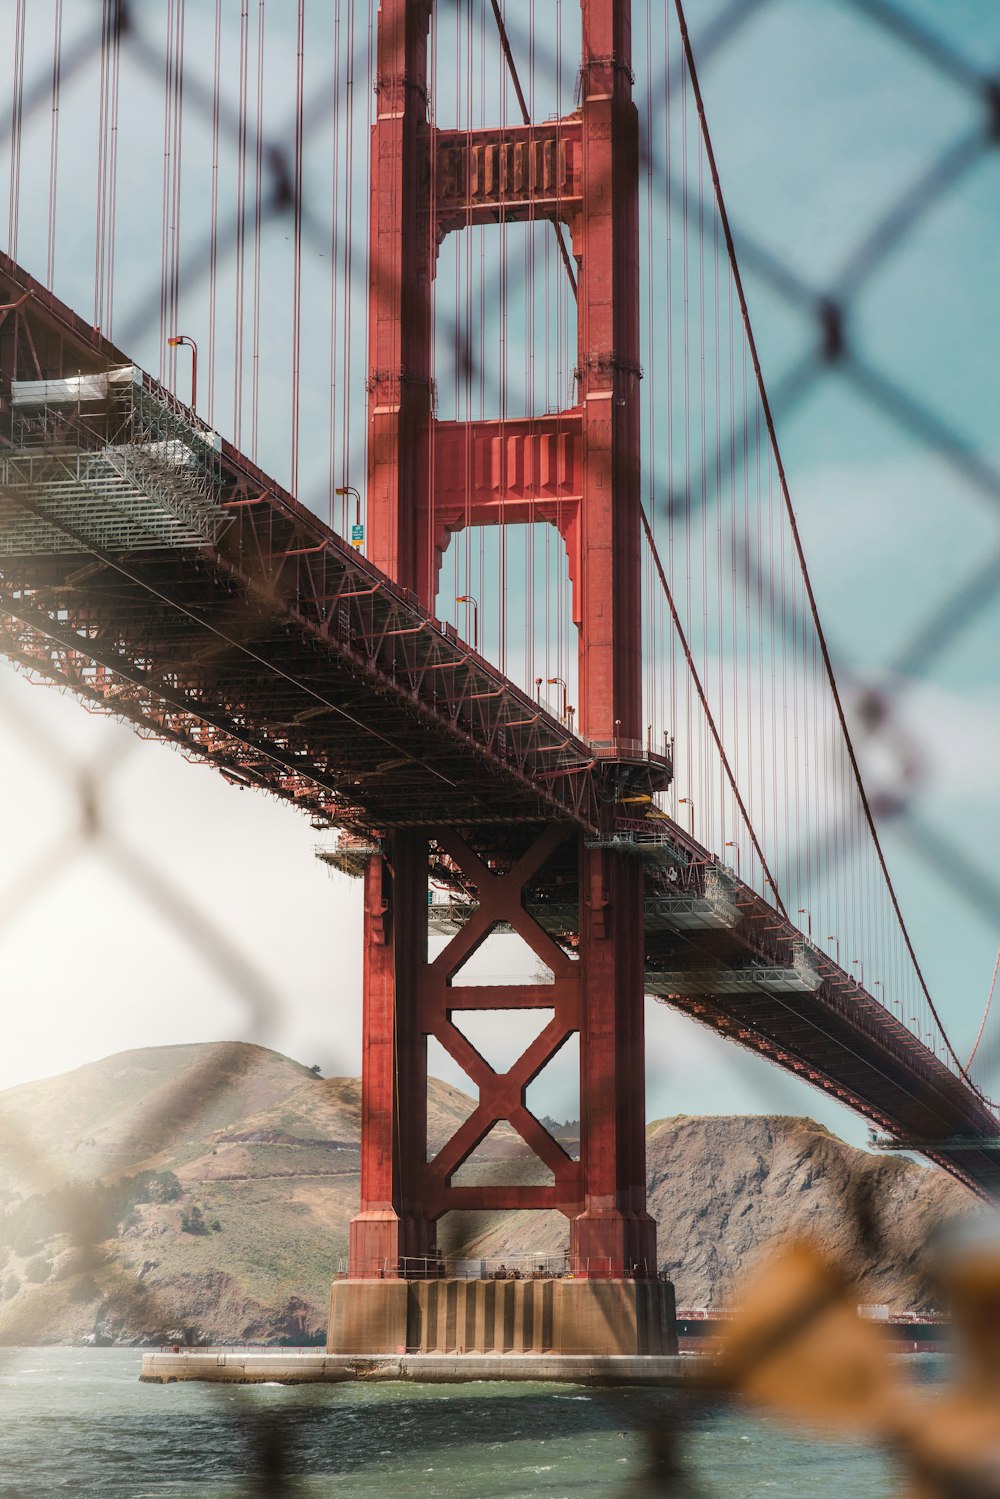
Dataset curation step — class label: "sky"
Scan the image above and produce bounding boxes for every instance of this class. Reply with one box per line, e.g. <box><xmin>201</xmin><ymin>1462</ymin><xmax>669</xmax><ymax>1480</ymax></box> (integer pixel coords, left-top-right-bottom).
<box><xmin>0</xmin><ymin>0</ymin><xmax>999</xmax><ymax>1154</ymax></box>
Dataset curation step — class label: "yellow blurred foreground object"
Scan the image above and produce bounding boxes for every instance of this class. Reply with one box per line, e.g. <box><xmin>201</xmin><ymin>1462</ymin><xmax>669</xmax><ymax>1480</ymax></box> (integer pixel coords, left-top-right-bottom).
<box><xmin>900</xmin><ymin>1394</ymin><xmax>1000</xmax><ymax>1499</ymax></box>
<box><xmin>717</xmin><ymin>1239</ymin><xmax>898</xmax><ymax>1435</ymax></box>
<box><xmin>896</xmin><ymin>1215</ymin><xmax>1000</xmax><ymax>1498</ymax></box>
<box><xmin>713</xmin><ymin>1222</ymin><xmax>1000</xmax><ymax>1497</ymax></box>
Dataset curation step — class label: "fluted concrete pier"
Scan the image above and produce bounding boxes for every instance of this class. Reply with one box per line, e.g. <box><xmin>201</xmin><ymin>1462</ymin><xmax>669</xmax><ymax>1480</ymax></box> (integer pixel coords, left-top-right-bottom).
<box><xmin>327</xmin><ymin>1277</ymin><xmax>677</xmax><ymax>1357</ymax></box>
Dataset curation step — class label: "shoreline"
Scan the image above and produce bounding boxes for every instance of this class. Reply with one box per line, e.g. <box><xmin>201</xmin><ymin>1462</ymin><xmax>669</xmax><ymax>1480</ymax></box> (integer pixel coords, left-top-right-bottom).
<box><xmin>139</xmin><ymin>1349</ymin><xmax>699</xmax><ymax>1385</ymax></box>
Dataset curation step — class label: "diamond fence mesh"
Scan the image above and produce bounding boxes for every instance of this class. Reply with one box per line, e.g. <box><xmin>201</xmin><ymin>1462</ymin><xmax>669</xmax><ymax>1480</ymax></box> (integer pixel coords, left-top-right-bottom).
<box><xmin>0</xmin><ymin>0</ymin><xmax>998</xmax><ymax>1493</ymax></box>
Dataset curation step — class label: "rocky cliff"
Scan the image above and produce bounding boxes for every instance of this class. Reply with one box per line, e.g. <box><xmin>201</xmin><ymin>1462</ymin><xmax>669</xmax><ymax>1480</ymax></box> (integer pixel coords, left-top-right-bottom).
<box><xmin>0</xmin><ymin>1043</ymin><xmax>970</xmax><ymax>1344</ymax></box>
<box><xmin>457</xmin><ymin>1113</ymin><xmax>966</xmax><ymax>1311</ymax></box>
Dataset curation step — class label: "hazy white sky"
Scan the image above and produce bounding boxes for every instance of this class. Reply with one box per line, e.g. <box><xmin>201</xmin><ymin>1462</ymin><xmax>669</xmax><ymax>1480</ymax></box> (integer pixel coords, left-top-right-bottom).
<box><xmin>0</xmin><ymin>659</ymin><xmax>853</xmax><ymax>1133</ymax></box>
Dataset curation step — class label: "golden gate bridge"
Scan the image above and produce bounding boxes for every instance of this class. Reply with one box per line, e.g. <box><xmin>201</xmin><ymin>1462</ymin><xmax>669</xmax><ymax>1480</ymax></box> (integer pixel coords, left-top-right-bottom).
<box><xmin>0</xmin><ymin>0</ymin><xmax>997</xmax><ymax>1354</ymax></box>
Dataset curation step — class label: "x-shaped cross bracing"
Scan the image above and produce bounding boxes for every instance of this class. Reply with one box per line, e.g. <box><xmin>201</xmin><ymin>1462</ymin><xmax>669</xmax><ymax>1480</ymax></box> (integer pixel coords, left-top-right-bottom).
<box><xmin>420</xmin><ymin>825</ymin><xmax>583</xmax><ymax>1215</ymax></box>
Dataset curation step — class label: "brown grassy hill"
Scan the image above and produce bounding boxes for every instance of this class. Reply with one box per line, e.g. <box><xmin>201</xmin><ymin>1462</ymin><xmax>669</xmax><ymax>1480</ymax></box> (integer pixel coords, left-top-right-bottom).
<box><xmin>0</xmin><ymin>1040</ymin><xmax>488</xmax><ymax>1185</ymax></box>
<box><xmin>0</xmin><ymin>1043</ymin><xmax>973</xmax><ymax>1344</ymax></box>
<box><xmin>0</xmin><ymin>1042</ymin><xmax>476</xmax><ymax>1345</ymax></box>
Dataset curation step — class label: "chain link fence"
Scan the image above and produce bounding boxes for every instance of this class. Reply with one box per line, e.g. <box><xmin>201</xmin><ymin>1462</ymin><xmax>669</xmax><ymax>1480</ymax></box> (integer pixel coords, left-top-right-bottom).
<box><xmin>0</xmin><ymin>0</ymin><xmax>998</xmax><ymax>1493</ymax></box>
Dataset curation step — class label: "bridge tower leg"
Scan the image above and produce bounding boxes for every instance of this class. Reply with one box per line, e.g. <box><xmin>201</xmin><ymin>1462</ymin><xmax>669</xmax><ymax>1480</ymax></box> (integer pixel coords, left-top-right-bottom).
<box><xmin>333</xmin><ymin>0</ymin><xmax>670</xmax><ymax>1356</ymax></box>
<box><xmin>348</xmin><ymin>834</ymin><xmax>434</xmax><ymax>1279</ymax></box>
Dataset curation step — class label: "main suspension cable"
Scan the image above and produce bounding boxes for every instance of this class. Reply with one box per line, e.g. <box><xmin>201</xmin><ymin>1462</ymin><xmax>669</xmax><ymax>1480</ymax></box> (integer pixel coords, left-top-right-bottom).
<box><xmin>640</xmin><ymin>505</ymin><xmax>788</xmax><ymax>920</ymax></box>
<box><xmin>967</xmin><ymin>942</ymin><xmax>1000</xmax><ymax>1073</ymax></box>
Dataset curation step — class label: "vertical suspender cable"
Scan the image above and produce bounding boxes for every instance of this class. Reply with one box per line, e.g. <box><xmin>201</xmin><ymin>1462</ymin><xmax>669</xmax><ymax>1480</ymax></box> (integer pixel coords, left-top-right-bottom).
<box><xmin>95</xmin><ymin>0</ymin><xmax>110</xmax><ymax>328</ymax></box>
<box><xmin>340</xmin><ymin>0</ymin><xmax>357</xmax><ymax>508</ymax></box>
<box><xmin>251</xmin><ymin>0</ymin><xmax>265</xmax><ymax>461</ymax></box>
<box><xmin>105</xmin><ymin>1</ymin><xmax>122</xmax><ymax>338</ymax></box>
<box><xmin>234</xmin><ymin>0</ymin><xmax>250</xmax><ymax>443</ymax></box>
<box><xmin>672</xmin><ymin>0</ymin><xmax>975</xmax><ymax>1084</ymax></box>
<box><xmin>207</xmin><ymin>0</ymin><xmax>222</xmax><ymax>425</ymax></box>
<box><xmin>7</xmin><ymin>0</ymin><xmax>26</xmax><ymax>259</ymax></box>
<box><xmin>167</xmin><ymin>3</ymin><xmax>186</xmax><ymax>384</ymax></box>
<box><xmin>329</xmin><ymin>0</ymin><xmax>342</xmax><ymax>528</ymax></box>
<box><xmin>428</xmin><ymin>2</ymin><xmax>438</xmax><ymax>610</ymax></box>
<box><xmin>47</xmin><ymin>0</ymin><xmax>64</xmax><ymax>289</ymax></box>
<box><xmin>159</xmin><ymin>0</ymin><xmax>174</xmax><ymax>381</ymax></box>
<box><xmin>290</xmin><ymin>0</ymin><xmax>305</xmax><ymax>495</ymax></box>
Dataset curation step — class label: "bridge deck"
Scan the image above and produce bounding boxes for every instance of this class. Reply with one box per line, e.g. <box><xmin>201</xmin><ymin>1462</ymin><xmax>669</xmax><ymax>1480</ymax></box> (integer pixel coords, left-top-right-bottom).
<box><xmin>0</xmin><ymin>250</ymin><xmax>996</xmax><ymax>1200</ymax></box>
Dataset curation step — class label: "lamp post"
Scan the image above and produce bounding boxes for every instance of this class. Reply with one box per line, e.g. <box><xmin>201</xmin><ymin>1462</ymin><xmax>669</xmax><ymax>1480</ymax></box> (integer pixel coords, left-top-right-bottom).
<box><xmin>797</xmin><ymin>907</ymin><xmax>812</xmax><ymax>939</ymax></box>
<box><xmin>851</xmin><ymin>959</ymin><xmax>864</xmax><ymax>988</ymax></box>
<box><xmin>456</xmin><ymin>595</ymin><xmax>479</xmax><ymax>651</ymax></box>
<box><xmin>546</xmin><ymin>677</ymin><xmax>568</xmax><ymax>719</ymax></box>
<box><xmin>334</xmin><ymin>485</ymin><xmax>363</xmax><ymax>547</ymax></box>
<box><xmin>827</xmin><ymin>935</ymin><xmax>840</xmax><ymax>965</ymax></box>
<box><xmin>678</xmin><ymin>797</ymin><xmax>695</xmax><ymax>834</ymax></box>
<box><xmin>167</xmin><ymin>335</ymin><xmax>198</xmax><ymax>410</ymax></box>
<box><xmin>724</xmin><ymin>841</ymin><xmax>741</xmax><ymax>874</ymax></box>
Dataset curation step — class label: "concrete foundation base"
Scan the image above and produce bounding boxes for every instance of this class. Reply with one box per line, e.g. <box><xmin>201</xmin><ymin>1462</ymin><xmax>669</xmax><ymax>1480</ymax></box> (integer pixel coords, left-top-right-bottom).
<box><xmin>327</xmin><ymin>1277</ymin><xmax>677</xmax><ymax>1356</ymax></box>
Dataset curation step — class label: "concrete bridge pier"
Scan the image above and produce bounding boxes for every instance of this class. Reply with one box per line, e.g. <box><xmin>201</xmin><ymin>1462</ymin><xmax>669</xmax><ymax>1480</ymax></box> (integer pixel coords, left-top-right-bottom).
<box><xmin>329</xmin><ymin>1276</ymin><xmax>676</xmax><ymax>1358</ymax></box>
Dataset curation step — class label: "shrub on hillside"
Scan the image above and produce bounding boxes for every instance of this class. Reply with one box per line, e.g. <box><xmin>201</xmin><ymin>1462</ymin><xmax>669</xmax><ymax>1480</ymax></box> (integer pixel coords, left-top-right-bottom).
<box><xmin>2</xmin><ymin>1195</ymin><xmax>52</xmax><ymax>1255</ymax></box>
<box><xmin>24</xmin><ymin>1255</ymin><xmax>52</xmax><ymax>1284</ymax></box>
<box><xmin>143</xmin><ymin>1171</ymin><xmax>182</xmax><ymax>1204</ymax></box>
<box><xmin>180</xmin><ymin>1205</ymin><xmax>208</xmax><ymax>1236</ymax></box>
<box><xmin>0</xmin><ymin>1170</ymin><xmax>185</xmax><ymax>1255</ymax></box>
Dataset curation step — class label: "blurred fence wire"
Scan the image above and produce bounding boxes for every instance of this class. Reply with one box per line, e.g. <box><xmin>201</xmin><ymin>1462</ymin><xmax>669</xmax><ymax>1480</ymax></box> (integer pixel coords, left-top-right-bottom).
<box><xmin>0</xmin><ymin>0</ymin><xmax>998</xmax><ymax>1493</ymax></box>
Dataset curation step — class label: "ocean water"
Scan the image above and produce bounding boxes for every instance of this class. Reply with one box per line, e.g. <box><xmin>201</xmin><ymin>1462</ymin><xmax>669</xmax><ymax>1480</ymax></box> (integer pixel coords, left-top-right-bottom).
<box><xmin>0</xmin><ymin>1347</ymin><xmax>914</xmax><ymax>1497</ymax></box>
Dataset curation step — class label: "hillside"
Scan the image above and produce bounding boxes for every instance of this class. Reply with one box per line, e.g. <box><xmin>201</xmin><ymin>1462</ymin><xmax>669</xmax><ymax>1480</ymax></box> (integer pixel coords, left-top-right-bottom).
<box><xmin>0</xmin><ymin>1043</ymin><xmax>971</xmax><ymax>1344</ymax></box>
<box><xmin>457</xmin><ymin>1113</ymin><xmax>966</xmax><ymax>1310</ymax></box>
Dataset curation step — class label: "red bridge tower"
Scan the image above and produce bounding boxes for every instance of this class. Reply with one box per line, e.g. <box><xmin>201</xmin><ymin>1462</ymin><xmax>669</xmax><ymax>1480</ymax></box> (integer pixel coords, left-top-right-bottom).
<box><xmin>332</xmin><ymin>0</ymin><xmax>675</xmax><ymax>1356</ymax></box>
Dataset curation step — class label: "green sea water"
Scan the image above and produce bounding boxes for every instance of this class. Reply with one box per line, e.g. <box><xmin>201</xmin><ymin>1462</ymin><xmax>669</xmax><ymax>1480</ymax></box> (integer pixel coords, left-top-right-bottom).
<box><xmin>0</xmin><ymin>1347</ymin><xmax>913</xmax><ymax>1497</ymax></box>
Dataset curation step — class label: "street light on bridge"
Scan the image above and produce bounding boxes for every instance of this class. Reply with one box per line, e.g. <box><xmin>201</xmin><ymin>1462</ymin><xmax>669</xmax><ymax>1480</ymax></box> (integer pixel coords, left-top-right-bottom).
<box><xmin>546</xmin><ymin>677</ymin><xmax>568</xmax><ymax>719</ymax></box>
<box><xmin>335</xmin><ymin>485</ymin><xmax>363</xmax><ymax>547</ymax></box>
<box><xmin>456</xmin><ymin>595</ymin><xmax>479</xmax><ymax>651</ymax></box>
<box><xmin>797</xmin><ymin>906</ymin><xmax>812</xmax><ymax>938</ymax></box>
<box><xmin>167</xmin><ymin>334</ymin><xmax>197</xmax><ymax>410</ymax></box>
<box><xmin>852</xmin><ymin>959</ymin><xmax>865</xmax><ymax>988</ymax></box>
<box><xmin>827</xmin><ymin>935</ymin><xmax>840</xmax><ymax>964</ymax></box>
<box><xmin>678</xmin><ymin>797</ymin><xmax>695</xmax><ymax>834</ymax></box>
<box><xmin>724</xmin><ymin>841</ymin><xmax>740</xmax><ymax>873</ymax></box>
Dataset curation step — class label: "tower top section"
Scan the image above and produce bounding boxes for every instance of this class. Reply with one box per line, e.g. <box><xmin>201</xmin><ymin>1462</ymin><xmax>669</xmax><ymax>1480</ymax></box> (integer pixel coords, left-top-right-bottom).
<box><xmin>366</xmin><ymin>0</ymin><xmax>643</xmax><ymax>743</ymax></box>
